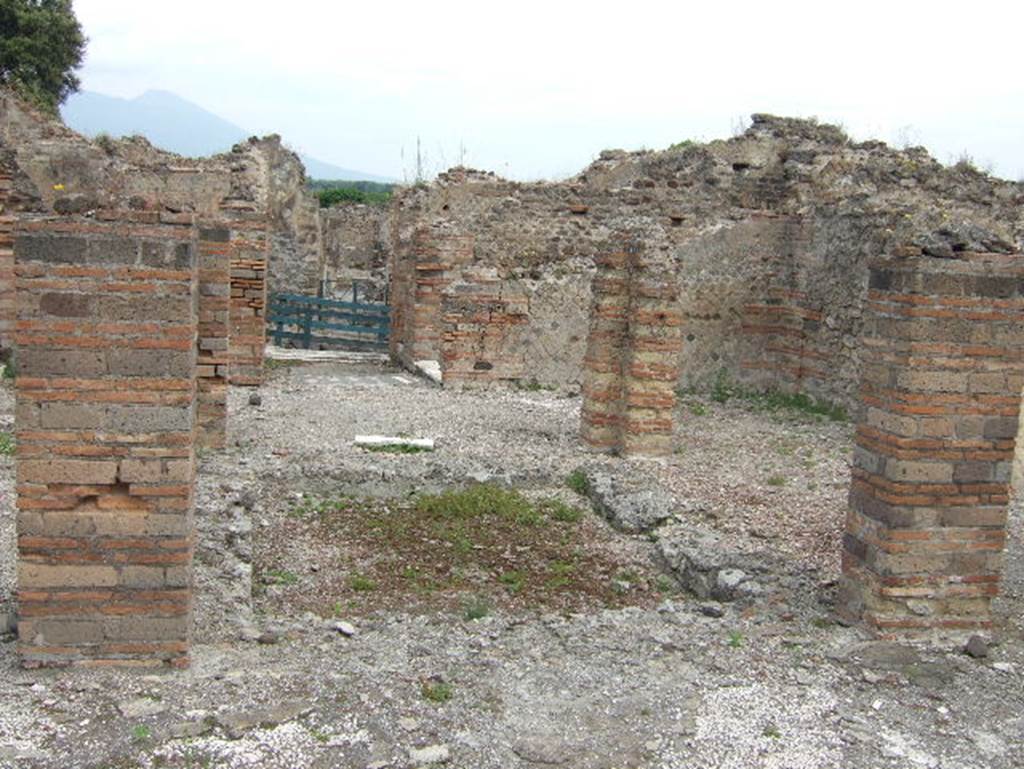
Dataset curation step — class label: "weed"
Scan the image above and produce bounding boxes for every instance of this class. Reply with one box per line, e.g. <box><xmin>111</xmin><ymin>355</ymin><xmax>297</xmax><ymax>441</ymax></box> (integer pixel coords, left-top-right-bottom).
<box><xmin>763</xmin><ymin>724</ymin><xmax>781</xmax><ymax>739</ymax></box>
<box><xmin>498</xmin><ymin>570</ymin><xmax>525</xmax><ymax>593</ymax></box>
<box><xmin>0</xmin><ymin>432</ymin><xmax>14</xmax><ymax>457</ymax></box>
<box><xmin>669</xmin><ymin>139</ymin><xmax>699</xmax><ymax>152</ymax></box>
<box><xmin>706</xmin><ymin>369</ymin><xmax>847</xmax><ymax>421</ymax></box>
<box><xmin>766</xmin><ymin>475</ymin><xmax>787</xmax><ymax>487</ymax></box>
<box><xmin>566</xmin><ymin>470</ymin><xmax>589</xmax><ymax>496</ymax></box>
<box><xmin>654</xmin><ymin>574</ymin><xmax>677</xmax><ymax>593</ymax></box>
<box><xmin>361</xmin><ymin>443</ymin><xmax>433</xmax><ymax>455</ymax></box>
<box><xmin>131</xmin><ymin>724</ymin><xmax>151</xmax><ymax>743</ymax></box>
<box><xmin>349</xmin><ymin>574</ymin><xmax>376</xmax><ymax>592</ymax></box>
<box><xmin>265</xmin><ymin>358</ymin><xmax>302</xmax><ymax>371</ymax></box>
<box><xmin>543</xmin><ymin>499</ymin><xmax>583</xmax><ymax>523</ymax></box>
<box><xmin>515</xmin><ymin>378</ymin><xmax>556</xmax><ymax>392</ymax></box>
<box><xmin>463</xmin><ymin>596</ymin><xmax>491</xmax><ymax>621</ymax></box>
<box><xmin>727</xmin><ymin>631</ymin><xmax>744</xmax><ymax>648</ymax></box>
<box><xmin>263</xmin><ymin>568</ymin><xmax>299</xmax><ymax>586</ymax></box>
<box><xmin>307</xmin><ymin>726</ymin><xmax>330</xmax><ymax>744</ymax></box>
<box><xmin>1</xmin><ymin>360</ymin><xmax>14</xmax><ymax>380</ymax></box>
<box><xmin>811</xmin><ymin>616</ymin><xmax>833</xmax><ymax>629</ymax></box>
<box><xmin>421</xmin><ymin>680</ymin><xmax>453</xmax><ymax>703</ymax></box>
<box><xmin>687</xmin><ymin>400</ymin><xmax>707</xmax><ymax>416</ymax></box>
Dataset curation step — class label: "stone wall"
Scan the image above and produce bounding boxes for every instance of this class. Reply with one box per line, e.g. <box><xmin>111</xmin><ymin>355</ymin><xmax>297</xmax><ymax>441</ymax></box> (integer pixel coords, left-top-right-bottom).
<box><xmin>196</xmin><ymin>225</ymin><xmax>232</xmax><ymax>448</ymax></box>
<box><xmin>14</xmin><ymin>214</ymin><xmax>199</xmax><ymax>668</ymax></box>
<box><xmin>839</xmin><ymin>253</ymin><xmax>1024</xmax><ymax>634</ymax></box>
<box><xmin>321</xmin><ymin>204</ymin><xmax>388</xmax><ymax>301</ymax></box>
<box><xmin>0</xmin><ymin>165</ymin><xmax>13</xmax><ymax>355</ymax></box>
<box><xmin>384</xmin><ymin>118</ymin><xmax>1023</xmax><ymax>406</ymax></box>
<box><xmin>0</xmin><ymin>90</ymin><xmax>323</xmax><ymax>316</ymax></box>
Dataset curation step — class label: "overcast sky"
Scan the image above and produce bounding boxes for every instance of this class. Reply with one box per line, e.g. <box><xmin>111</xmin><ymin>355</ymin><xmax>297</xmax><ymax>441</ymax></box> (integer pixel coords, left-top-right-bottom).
<box><xmin>72</xmin><ymin>0</ymin><xmax>1024</xmax><ymax>182</ymax></box>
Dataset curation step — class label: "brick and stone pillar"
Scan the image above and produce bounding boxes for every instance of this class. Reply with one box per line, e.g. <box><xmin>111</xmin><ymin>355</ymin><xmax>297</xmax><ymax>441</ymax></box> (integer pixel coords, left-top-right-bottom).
<box><xmin>227</xmin><ymin>214</ymin><xmax>268</xmax><ymax>386</ymax></box>
<box><xmin>581</xmin><ymin>236</ymin><xmax>682</xmax><ymax>456</ymax></box>
<box><xmin>840</xmin><ymin>253</ymin><xmax>1024</xmax><ymax>635</ymax></box>
<box><xmin>390</xmin><ymin>222</ymin><xmax>474</xmax><ymax>369</ymax></box>
<box><xmin>196</xmin><ymin>224</ymin><xmax>232</xmax><ymax>448</ymax></box>
<box><xmin>0</xmin><ymin>167</ymin><xmax>14</xmax><ymax>355</ymax></box>
<box><xmin>14</xmin><ymin>215</ymin><xmax>198</xmax><ymax>668</ymax></box>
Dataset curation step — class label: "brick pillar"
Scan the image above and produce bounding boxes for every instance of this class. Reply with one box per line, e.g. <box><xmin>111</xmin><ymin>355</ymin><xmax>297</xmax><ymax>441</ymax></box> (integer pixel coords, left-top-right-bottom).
<box><xmin>0</xmin><ymin>168</ymin><xmax>14</xmax><ymax>354</ymax></box>
<box><xmin>580</xmin><ymin>243</ymin><xmax>630</xmax><ymax>451</ymax></box>
<box><xmin>840</xmin><ymin>253</ymin><xmax>1024</xmax><ymax>635</ymax></box>
<box><xmin>196</xmin><ymin>225</ymin><xmax>232</xmax><ymax>448</ymax></box>
<box><xmin>391</xmin><ymin>223</ymin><xmax>474</xmax><ymax>368</ymax></box>
<box><xmin>228</xmin><ymin>217</ymin><xmax>268</xmax><ymax>386</ymax></box>
<box><xmin>14</xmin><ymin>215</ymin><xmax>198</xmax><ymax>668</ymax></box>
<box><xmin>580</xmin><ymin>237</ymin><xmax>682</xmax><ymax>456</ymax></box>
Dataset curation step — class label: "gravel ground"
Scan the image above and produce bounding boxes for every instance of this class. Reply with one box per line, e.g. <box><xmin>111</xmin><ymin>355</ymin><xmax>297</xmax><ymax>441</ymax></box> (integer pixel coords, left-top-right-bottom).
<box><xmin>0</xmin><ymin>363</ymin><xmax>1022</xmax><ymax>769</ymax></box>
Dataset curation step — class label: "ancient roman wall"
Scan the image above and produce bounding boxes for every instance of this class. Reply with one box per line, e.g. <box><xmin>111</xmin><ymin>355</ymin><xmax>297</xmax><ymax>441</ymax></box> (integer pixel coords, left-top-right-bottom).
<box><xmin>14</xmin><ymin>213</ymin><xmax>199</xmax><ymax>668</ymax></box>
<box><xmin>840</xmin><ymin>252</ymin><xmax>1024</xmax><ymax>634</ymax></box>
<box><xmin>580</xmin><ymin>236</ymin><xmax>682</xmax><ymax>456</ymax></box>
<box><xmin>321</xmin><ymin>204</ymin><xmax>388</xmax><ymax>301</ymax></box>
<box><xmin>379</xmin><ymin>119</ymin><xmax>1022</xmax><ymax>406</ymax></box>
<box><xmin>0</xmin><ymin>166</ymin><xmax>13</xmax><ymax>355</ymax></box>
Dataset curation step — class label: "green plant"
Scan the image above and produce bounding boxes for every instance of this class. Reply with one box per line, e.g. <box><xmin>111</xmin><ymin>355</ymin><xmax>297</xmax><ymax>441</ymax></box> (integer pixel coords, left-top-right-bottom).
<box><xmin>543</xmin><ymin>499</ymin><xmax>583</xmax><ymax>523</ymax></box>
<box><xmin>361</xmin><ymin>443</ymin><xmax>433</xmax><ymax>455</ymax></box>
<box><xmin>421</xmin><ymin>680</ymin><xmax>453</xmax><ymax>703</ymax></box>
<box><xmin>0</xmin><ymin>432</ymin><xmax>14</xmax><ymax>457</ymax></box>
<box><xmin>566</xmin><ymin>470</ymin><xmax>589</xmax><ymax>496</ymax></box>
<box><xmin>131</xmin><ymin>724</ymin><xmax>151</xmax><ymax>743</ymax></box>
<box><xmin>763</xmin><ymin>724</ymin><xmax>781</xmax><ymax>739</ymax></box>
<box><xmin>727</xmin><ymin>631</ymin><xmax>744</xmax><ymax>648</ymax></box>
<box><xmin>2</xmin><ymin>359</ymin><xmax>15</xmax><ymax>379</ymax></box>
<box><xmin>766</xmin><ymin>475</ymin><xmax>787</xmax><ymax>487</ymax></box>
<box><xmin>463</xmin><ymin>595</ymin><xmax>491</xmax><ymax>620</ymax></box>
<box><xmin>687</xmin><ymin>400</ymin><xmax>707</xmax><ymax>416</ymax></box>
<box><xmin>263</xmin><ymin>568</ymin><xmax>299</xmax><ymax>586</ymax></box>
<box><xmin>669</xmin><ymin>139</ymin><xmax>699</xmax><ymax>152</ymax></box>
<box><xmin>515</xmin><ymin>378</ymin><xmax>555</xmax><ymax>392</ymax></box>
<box><xmin>315</xmin><ymin>185</ymin><xmax>392</xmax><ymax>208</ymax></box>
<box><xmin>0</xmin><ymin>0</ymin><xmax>87</xmax><ymax>114</ymax></box>
<box><xmin>349</xmin><ymin>574</ymin><xmax>376</xmax><ymax>592</ymax></box>
<box><xmin>710</xmin><ymin>369</ymin><xmax>740</xmax><ymax>403</ymax></box>
<box><xmin>498</xmin><ymin>570</ymin><xmax>525</xmax><ymax>593</ymax></box>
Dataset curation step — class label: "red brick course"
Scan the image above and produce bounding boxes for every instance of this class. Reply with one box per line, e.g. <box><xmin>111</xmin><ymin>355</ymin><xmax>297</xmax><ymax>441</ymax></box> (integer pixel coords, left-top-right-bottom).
<box><xmin>839</xmin><ymin>253</ymin><xmax>1024</xmax><ymax>635</ymax></box>
<box><xmin>14</xmin><ymin>214</ymin><xmax>198</xmax><ymax>667</ymax></box>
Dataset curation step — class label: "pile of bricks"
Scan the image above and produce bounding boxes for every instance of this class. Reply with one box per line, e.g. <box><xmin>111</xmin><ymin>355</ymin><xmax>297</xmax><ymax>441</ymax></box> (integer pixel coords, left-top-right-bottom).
<box><xmin>440</xmin><ymin>268</ymin><xmax>528</xmax><ymax>386</ymax></box>
<box><xmin>580</xmin><ymin>236</ymin><xmax>682</xmax><ymax>456</ymax></box>
<box><xmin>840</xmin><ymin>253</ymin><xmax>1024</xmax><ymax>634</ymax></box>
<box><xmin>227</xmin><ymin>216</ymin><xmax>268</xmax><ymax>387</ymax></box>
<box><xmin>14</xmin><ymin>214</ymin><xmax>198</xmax><ymax>668</ymax></box>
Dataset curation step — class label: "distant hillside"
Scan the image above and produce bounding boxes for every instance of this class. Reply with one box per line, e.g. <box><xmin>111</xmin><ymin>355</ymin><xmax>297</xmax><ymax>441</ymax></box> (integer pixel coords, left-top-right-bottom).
<box><xmin>61</xmin><ymin>89</ymin><xmax>394</xmax><ymax>183</ymax></box>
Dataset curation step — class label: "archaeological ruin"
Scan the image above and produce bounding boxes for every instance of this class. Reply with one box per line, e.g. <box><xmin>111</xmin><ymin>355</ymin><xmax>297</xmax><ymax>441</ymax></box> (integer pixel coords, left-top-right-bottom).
<box><xmin>1</xmin><ymin>88</ymin><xmax>1023</xmax><ymax>667</ymax></box>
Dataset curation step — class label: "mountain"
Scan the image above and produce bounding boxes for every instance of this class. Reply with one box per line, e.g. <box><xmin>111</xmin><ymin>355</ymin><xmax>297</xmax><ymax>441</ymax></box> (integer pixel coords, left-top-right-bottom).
<box><xmin>60</xmin><ymin>89</ymin><xmax>394</xmax><ymax>183</ymax></box>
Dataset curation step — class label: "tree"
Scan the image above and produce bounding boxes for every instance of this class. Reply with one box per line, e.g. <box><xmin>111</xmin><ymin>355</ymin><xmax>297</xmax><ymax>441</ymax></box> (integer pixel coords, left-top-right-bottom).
<box><xmin>0</xmin><ymin>0</ymin><xmax>86</xmax><ymax>114</ymax></box>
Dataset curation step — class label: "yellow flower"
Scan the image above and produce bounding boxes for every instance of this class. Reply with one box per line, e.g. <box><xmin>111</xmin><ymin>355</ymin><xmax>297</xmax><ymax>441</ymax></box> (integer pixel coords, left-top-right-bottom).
<box><xmin>52</xmin><ymin>183</ymin><xmax>65</xmax><ymax>191</ymax></box>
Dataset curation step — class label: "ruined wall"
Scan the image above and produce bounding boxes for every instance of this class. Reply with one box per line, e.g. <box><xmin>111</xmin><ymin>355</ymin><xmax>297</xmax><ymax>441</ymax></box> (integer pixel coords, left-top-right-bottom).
<box><xmin>386</xmin><ymin>118</ymin><xmax>1024</xmax><ymax>406</ymax></box>
<box><xmin>0</xmin><ymin>91</ymin><xmax>322</xmax><ymax>313</ymax></box>
<box><xmin>14</xmin><ymin>214</ymin><xmax>199</xmax><ymax>668</ymax></box>
<box><xmin>321</xmin><ymin>204</ymin><xmax>388</xmax><ymax>301</ymax></box>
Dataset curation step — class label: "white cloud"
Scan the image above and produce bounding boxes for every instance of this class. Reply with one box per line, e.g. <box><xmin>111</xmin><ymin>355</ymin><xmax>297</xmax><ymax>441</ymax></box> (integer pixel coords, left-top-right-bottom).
<box><xmin>72</xmin><ymin>0</ymin><xmax>1024</xmax><ymax>180</ymax></box>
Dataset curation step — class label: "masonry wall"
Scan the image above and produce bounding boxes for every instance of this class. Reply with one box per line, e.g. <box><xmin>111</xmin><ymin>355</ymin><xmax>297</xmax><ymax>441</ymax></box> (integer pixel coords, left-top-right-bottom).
<box><xmin>321</xmin><ymin>204</ymin><xmax>388</xmax><ymax>301</ymax></box>
<box><xmin>0</xmin><ymin>165</ymin><xmax>13</xmax><ymax>354</ymax></box>
<box><xmin>840</xmin><ymin>253</ymin><xmax>1024</xmax><ymax>634</ymax></box>
<box><xmin>14</xmin><ymin>215</ymin><xmax>198</xmax><ymax>668</ymax></box>
<box><xmin>227</xmin><ymin>215</ymin><xmax>268</xmax><ymax>386</ymax></box>
<box><xmin>440</xmin><ymin>268</ymin><xmax>529</xmax><ymax>386</ymax></box>
<box><xmin>389</xmin><ymin>222</ymin><xmax>474</xmax><ymax>369</ymax></box>
<box><xmin>580</xmin><ymin>237</ymin><xmax>682</xmax><ymax>456</ymax></box>
<box><xmin>196</xmin><ymin>225</ymin><xmax>232</xmax><ymax>448</ymax></box>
